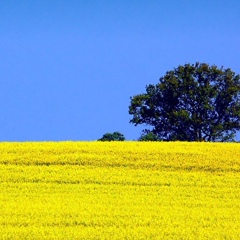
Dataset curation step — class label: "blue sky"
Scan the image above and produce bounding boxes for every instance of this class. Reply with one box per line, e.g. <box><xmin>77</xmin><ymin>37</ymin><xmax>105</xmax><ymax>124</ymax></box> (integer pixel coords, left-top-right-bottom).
<box><xmin>0</xmin><ymin>0</ymin><xmax>239</xmax><ymax>141</ymax></box>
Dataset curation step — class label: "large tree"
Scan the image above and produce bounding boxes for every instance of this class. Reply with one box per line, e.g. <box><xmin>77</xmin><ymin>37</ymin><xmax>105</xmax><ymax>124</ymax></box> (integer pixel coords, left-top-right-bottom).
<box><xmin>129</xmin><ymin>63</ymin><xmax>240</xmax><ymax>141</ymax></box>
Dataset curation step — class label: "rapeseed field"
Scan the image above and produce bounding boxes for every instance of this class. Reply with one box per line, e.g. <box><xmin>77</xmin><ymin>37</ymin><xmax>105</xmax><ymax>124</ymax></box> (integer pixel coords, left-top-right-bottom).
<box><xmin>0</xmin><ymin>142</ymin><xmax>239</xmax><ymax>239</ymax></box>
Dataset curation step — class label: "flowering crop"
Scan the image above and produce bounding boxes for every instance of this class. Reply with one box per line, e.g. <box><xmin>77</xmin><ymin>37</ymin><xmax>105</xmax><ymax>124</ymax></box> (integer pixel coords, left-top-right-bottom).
<box><xmin>0</xmin><ymin>142</ymin><xmax>239</xmax><ymax>239</ymax></box>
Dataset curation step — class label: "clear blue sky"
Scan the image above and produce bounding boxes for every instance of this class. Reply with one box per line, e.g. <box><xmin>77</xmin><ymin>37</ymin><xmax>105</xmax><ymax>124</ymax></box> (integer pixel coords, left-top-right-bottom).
<box><xmin>0</xmin><ymin>0</ymin><xmax>239</xmax><ymax>141</ymax></box>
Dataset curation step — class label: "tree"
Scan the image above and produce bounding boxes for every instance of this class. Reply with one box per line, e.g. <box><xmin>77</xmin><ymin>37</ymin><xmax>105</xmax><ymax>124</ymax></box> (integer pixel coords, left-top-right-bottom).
<box><xmin>98</xmin><ymin>131</ymin><xmax>125</xmax><ymax>141</ymax></box>
<box><xmin>138</xmin><ymin>132</ymin><xmax>160</xmax><ymax>141</ymax></box>
<box><xmin>129</xmin><ymin>63</ymin><xmax>240</xmax><ymax>142</ymax></box>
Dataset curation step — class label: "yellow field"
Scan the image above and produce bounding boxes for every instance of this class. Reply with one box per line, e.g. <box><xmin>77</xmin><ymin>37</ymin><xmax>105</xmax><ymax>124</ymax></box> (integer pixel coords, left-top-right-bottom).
<box><xmin>0</xmin><ymin>142</ymin><xmax>239</xmax><ymax>239</ymax></box>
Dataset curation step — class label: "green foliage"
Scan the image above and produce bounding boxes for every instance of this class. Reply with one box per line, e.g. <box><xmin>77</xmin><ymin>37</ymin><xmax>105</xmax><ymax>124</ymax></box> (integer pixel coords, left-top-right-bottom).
<box><xmin>138</xmin><ymin>132</ymin><xmax>160</xmax><ymax>141</ymax></box>
<box><xmin>98</xmin><ymin>131</ymin><xmax>125</xmax><ymax>141</ymax></box>
<box><xmin>129</xmin><ymin>63</ymin><xmax>240</xmax><ymax>141</ymax></box>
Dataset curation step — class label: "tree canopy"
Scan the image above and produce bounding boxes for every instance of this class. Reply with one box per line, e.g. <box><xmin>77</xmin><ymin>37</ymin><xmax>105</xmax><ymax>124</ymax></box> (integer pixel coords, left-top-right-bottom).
<box><xmin>129</xmin><ymin>63</ymin><xmax>240</xmax><ymax>141</ymax></box>
<box><xmin>98</xmin><ymin>131</ymin><xmax>125</xmax><ymax>141</ymax></box>
<box><xmin>138</xmin><ymin>132</ymin><xmax>160</xmax><ymax>141</ymax></box>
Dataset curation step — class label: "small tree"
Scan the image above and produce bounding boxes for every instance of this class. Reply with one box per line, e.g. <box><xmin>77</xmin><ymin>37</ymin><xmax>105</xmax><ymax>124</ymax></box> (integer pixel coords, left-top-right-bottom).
<box><xmin>129</xmin><ymin>63</ymin><xmax>240</xmax><ymax>141</ymax></box>
<box><xmin>98</xmin><ymin>131</ymin><xmax>125</xmax><ymax>141</ymax></box>
<box><xmin>138</xmin><ymin>132</ymin><xmax>160</xmax><ymax>141</ymax></box>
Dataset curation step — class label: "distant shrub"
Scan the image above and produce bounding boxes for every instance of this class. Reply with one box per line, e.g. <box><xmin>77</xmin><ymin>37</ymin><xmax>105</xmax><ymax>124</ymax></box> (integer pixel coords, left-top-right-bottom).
<box><xmin>98</xmin><ymin>131</ymin><xmax>125</xmax><ymax>141</ymax></box>
<box><xmin>138</xmin><ymin>132</ymin><xmax>160</xmax><ymax>141</ymax></box>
